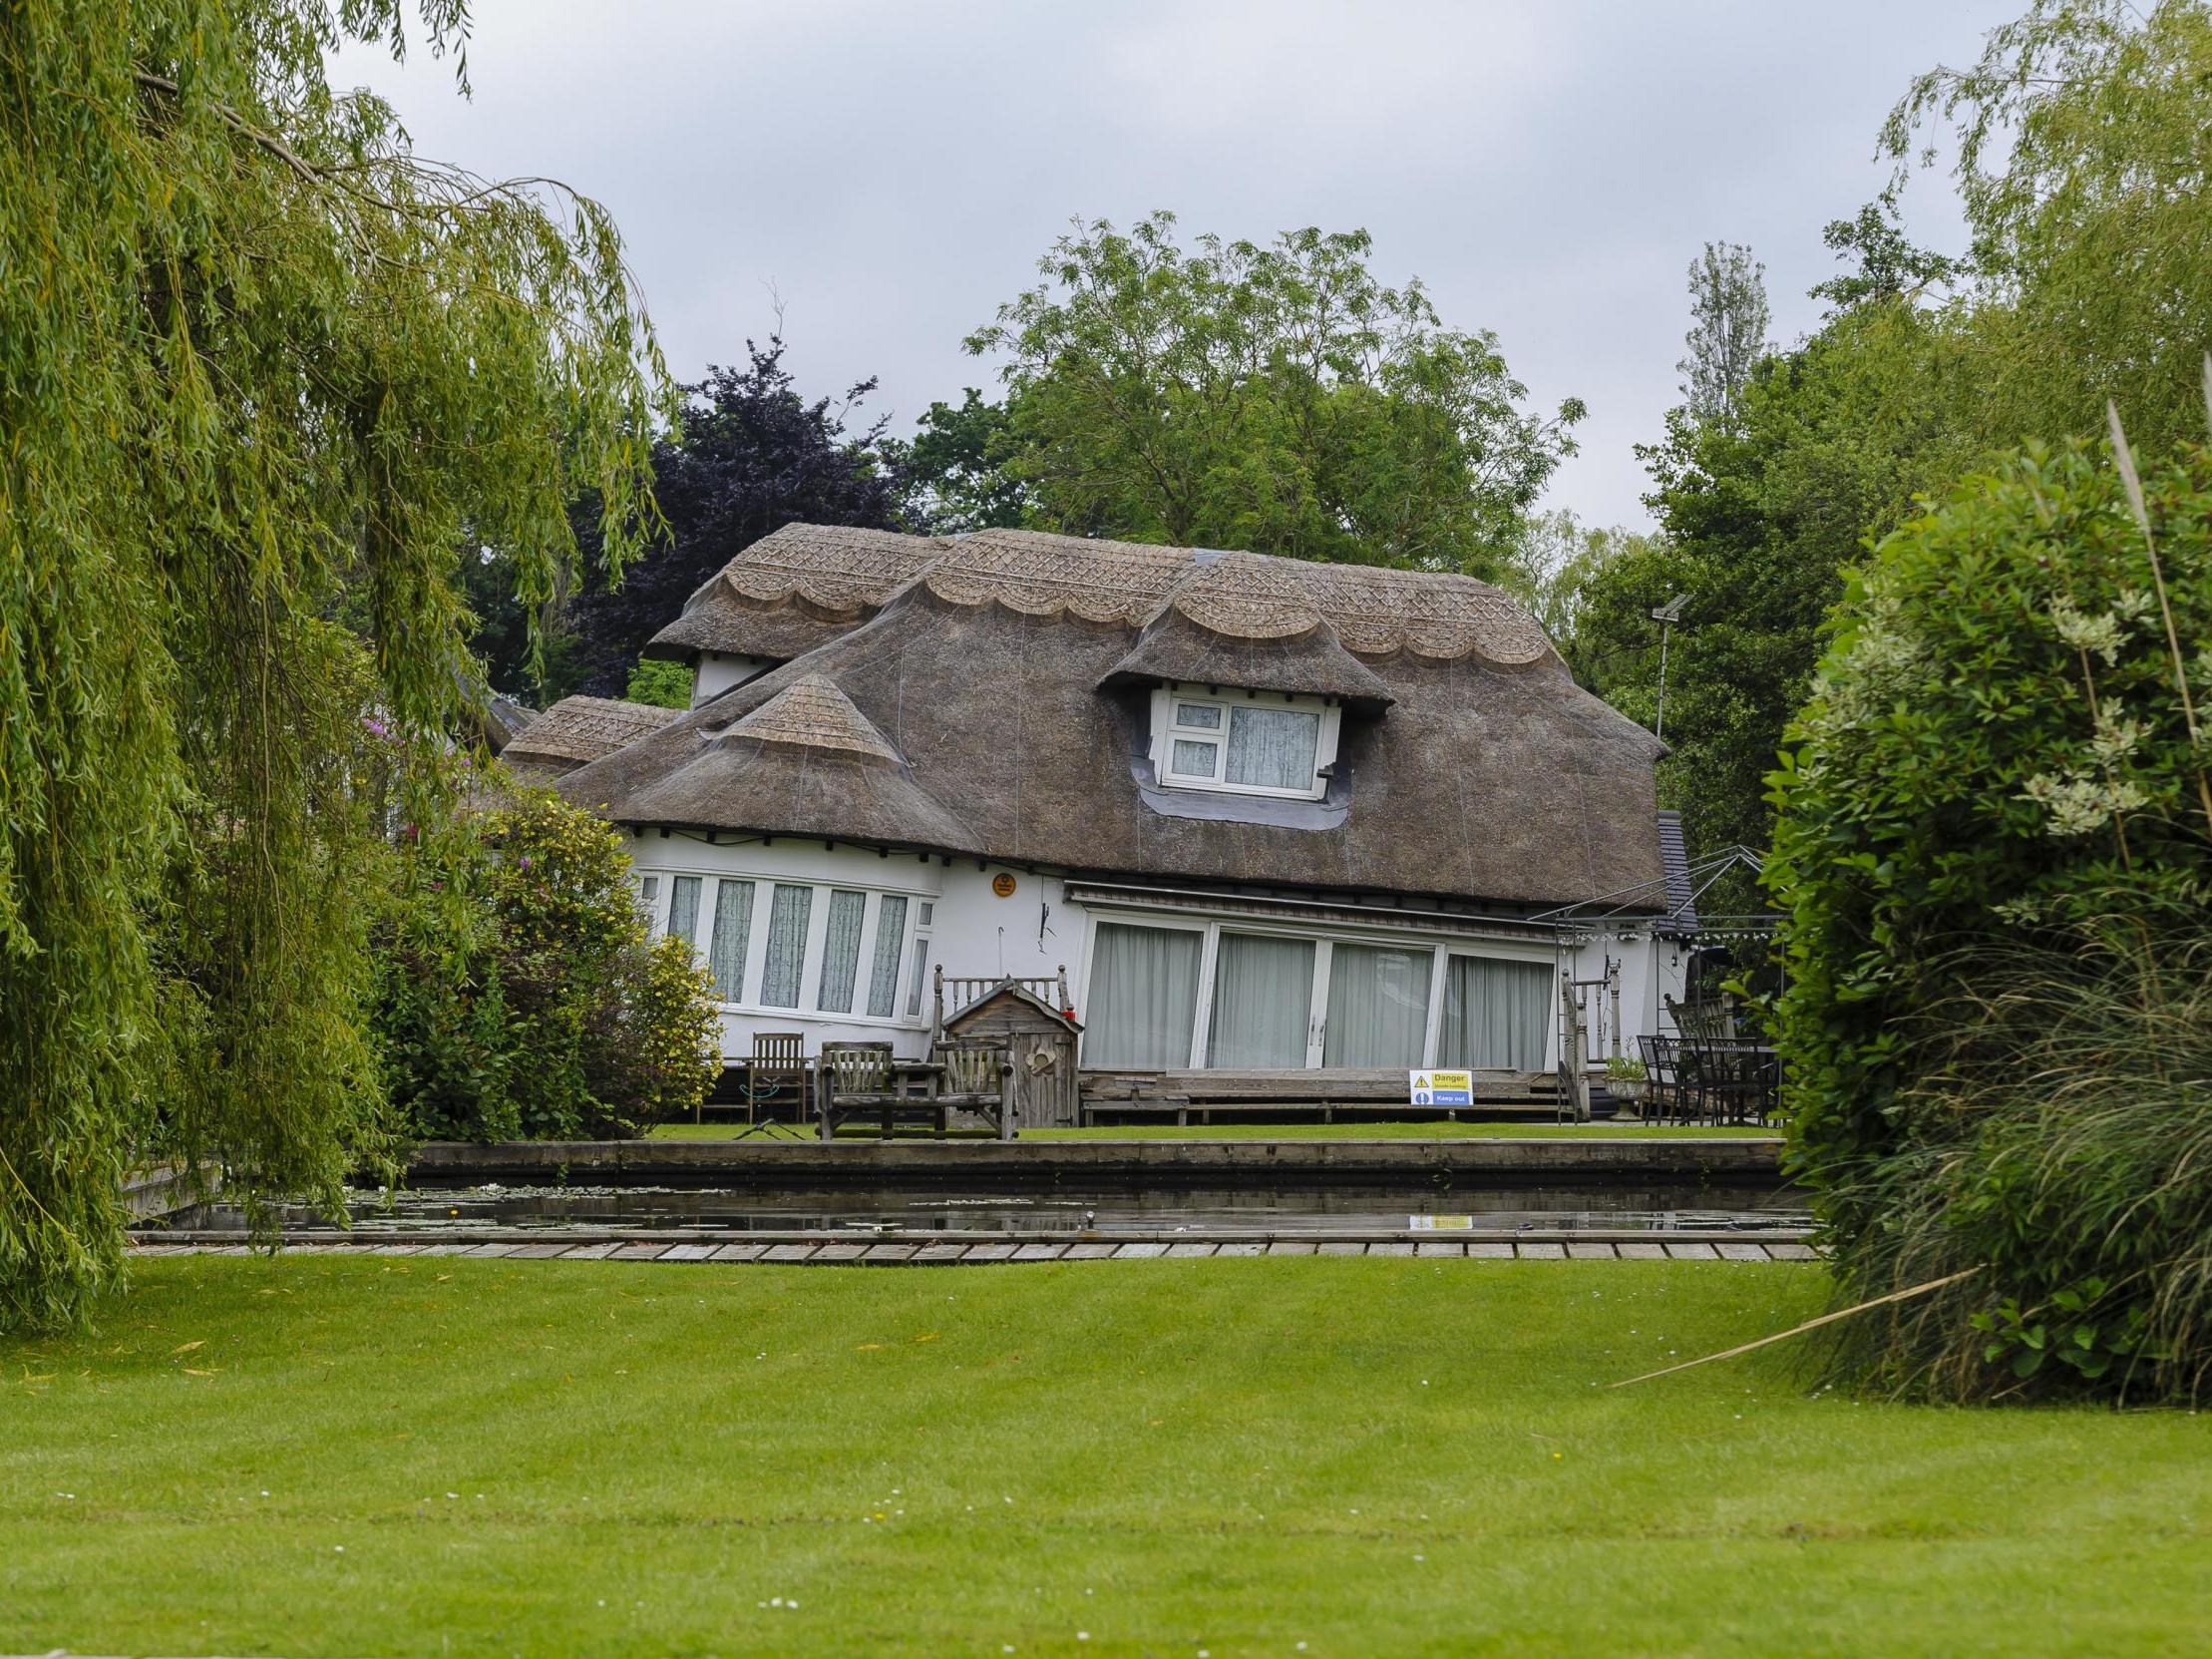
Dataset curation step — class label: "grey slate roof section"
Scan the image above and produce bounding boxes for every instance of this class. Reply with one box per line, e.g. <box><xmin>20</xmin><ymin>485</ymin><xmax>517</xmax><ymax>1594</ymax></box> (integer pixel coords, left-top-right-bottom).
<box><xmin>1657</xmin><ymin>809</ymin><xmax>1698</xmax><ymax>930</ymax></box>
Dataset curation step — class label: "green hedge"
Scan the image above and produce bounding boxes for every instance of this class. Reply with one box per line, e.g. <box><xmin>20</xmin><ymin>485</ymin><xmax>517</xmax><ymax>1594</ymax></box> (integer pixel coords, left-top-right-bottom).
<box><xmin>1768</xmin><ymin>438</ymin><xmax>2212</xmax><ymax>1399</ymax></box>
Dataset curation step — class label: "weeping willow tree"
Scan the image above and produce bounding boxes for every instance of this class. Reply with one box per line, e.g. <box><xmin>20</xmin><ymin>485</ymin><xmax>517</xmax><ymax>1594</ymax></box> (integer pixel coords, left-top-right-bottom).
<box><xmin>0</xmin><ymin>2</ymin><xmax>666</xmax><ymax>1328</ymax></box>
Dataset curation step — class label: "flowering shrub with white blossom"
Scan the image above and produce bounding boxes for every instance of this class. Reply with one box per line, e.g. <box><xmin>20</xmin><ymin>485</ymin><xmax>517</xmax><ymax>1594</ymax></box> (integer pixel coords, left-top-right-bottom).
<box><xmin>1766</xmin><ymin>435</ymin><xmax>2212</xmax><ymax>1400</ymax></box>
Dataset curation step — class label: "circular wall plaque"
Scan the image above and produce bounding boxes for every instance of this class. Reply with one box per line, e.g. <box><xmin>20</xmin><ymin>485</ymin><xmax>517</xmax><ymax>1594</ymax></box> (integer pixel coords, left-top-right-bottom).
<box><xmin>990</xmin><ymin>872</ymin><xmax>1017</xmax><ymax>898</ymax></box>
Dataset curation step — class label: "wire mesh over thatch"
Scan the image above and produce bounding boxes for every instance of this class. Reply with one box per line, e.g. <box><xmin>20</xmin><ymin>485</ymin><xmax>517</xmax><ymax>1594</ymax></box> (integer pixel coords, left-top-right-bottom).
<box><xmin>501</xmin><ymin>695</ymin><xmax>680</xmax><ymax>779</ymax></box>
<box><xmin>647</xmin><ymin>524</ymin><xmax>1560</xmax><ymax>666</ymax></box>
<box><xmin>565</xmin><ymin>525</ymin><xmax>1668</xmax><ymax>911</ymax></box>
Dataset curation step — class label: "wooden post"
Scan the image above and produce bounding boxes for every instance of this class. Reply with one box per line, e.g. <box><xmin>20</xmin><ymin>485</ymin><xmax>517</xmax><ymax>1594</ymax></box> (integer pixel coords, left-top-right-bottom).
<box><xmin>1559</xmin><ymin>976</ymin><xmax>1592</xmax><ymax>1122</ymax></box>
<box><xmin>1056</xmin><ymin>963</ymin><xmax>1071</xmax><ymax>1019</ymax></box>
<box><xmin>930</xmin><ymin>963</ymin><xmax>944</xmax><ymax>1046</ymax></box>
<box><xmin>1608</xmin><ymin>959</ymin><xmax>1623</xmax><ymax>1060</ymax></box>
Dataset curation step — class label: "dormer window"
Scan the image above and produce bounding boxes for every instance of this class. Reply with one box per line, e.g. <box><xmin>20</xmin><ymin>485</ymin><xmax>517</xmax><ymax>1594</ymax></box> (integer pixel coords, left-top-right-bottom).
<box><xmin>1150</xmin><ymin>682</ymin><xmax>1340</xmax><ymax>801</ymax></box>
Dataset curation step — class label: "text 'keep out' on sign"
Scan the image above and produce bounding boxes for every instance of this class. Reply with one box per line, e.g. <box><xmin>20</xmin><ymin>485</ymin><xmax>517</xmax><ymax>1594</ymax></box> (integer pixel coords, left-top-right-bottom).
<box><xmin>1408</xmin><ymin>1069</ymin><xmax>1473</xmax><ymax>1106</ymax></box>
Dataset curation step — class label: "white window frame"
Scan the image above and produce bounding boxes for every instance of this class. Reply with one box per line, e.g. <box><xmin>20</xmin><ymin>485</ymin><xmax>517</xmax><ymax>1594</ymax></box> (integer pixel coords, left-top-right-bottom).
<box><xmin>1077</xmin><ymin>908</ymin><xmax>1558</xmax><ymax>1071</ymax></box>
<box><xmin>1149</xmin><ymin>683</ymin><xmax>1340</xmax><ymax>801</ymax></box>
<box><xmin>636</xmin><ymin>869</ymin><xmax>929</xmax><ymax>1029</ymax></box>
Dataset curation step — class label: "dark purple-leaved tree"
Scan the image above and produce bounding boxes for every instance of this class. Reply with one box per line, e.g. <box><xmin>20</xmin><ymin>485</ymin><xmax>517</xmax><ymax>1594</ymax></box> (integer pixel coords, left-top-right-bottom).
<box><xmin>563</xmin><ymin>337</ymin><xmax>903</xmax><ymax>696</ymax></box>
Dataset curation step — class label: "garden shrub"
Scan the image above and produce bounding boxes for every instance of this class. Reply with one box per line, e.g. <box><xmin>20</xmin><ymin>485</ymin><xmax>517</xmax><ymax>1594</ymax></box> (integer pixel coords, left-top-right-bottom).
<box><xmin>1768</xmin><ymin>437</ymin><xmax>2212</xmax><ymax>1401</ymax></box>
<box><xmin>372</xmin><ymin>789</ymin><xmax>718</xmax><ymax>1140</ymax></box>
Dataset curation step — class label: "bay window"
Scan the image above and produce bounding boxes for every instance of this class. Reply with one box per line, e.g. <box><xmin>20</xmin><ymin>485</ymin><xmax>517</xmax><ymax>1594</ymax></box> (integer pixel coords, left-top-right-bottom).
<box><xmin>638</xmin><ymin>869</ymin><xmax>926</xmax><ymax>1024</ymax></box>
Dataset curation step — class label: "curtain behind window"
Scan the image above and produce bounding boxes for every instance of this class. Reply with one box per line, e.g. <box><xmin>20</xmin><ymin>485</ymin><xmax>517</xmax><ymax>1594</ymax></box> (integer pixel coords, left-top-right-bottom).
<box><xmin>1225</xmin><ymin>706</ymin><xmax>1320</xmax><ymax>791</ymax></box>
<box><xmin>815</xmin><ymin>889</ymin><xmax>866</xmax><ymax>1012</ymax></box>
<box><xmin>905</xmin><ymin>936</ymin><xmax>931</xmax><ymax>1019</ymax></box>
<box><xmin>760</xmin><ymin>883</ymin><xmax>813</xmax><ymax>1008</ymax></box>
<box><xmin>1208</xmin><ymin>933</ymin><xmax>1315</xmax><ymax>1067</ymax></box>
<box><xmin>666</xmin><ymin>875</ymin><xmax>701</xmax><ymax>945</ymax></box>
<box><xmin>706</xmin><ymin>879</ymin><xmax>754</xmax><ymax>1002</ymax></box>
<box><xmin>1438</xmin><ymin>957</ymin><xmax>1551</xmax><ymax>1069</ymax></box>
<box><xmin>867</xmin><ymin>895</ymin><xmax>909</xmax><ymax>1018</ymax></box>
<box><xmin>1323</xmin><ymin>944</ymin><xmax>1431</xmax><ymax>1066</ymax></box>
<box><xmin>1084</xmin><ymin>923</ymin><xmax>1202</xmax><ymax>1068</ymax></box>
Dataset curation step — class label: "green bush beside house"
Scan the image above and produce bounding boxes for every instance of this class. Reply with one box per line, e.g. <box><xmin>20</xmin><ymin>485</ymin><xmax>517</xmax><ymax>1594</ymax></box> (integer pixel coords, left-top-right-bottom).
<box><xmin>372</xmin><ymin>789</ymin><xmax>718</xmax><ymax>1142</ymax></box>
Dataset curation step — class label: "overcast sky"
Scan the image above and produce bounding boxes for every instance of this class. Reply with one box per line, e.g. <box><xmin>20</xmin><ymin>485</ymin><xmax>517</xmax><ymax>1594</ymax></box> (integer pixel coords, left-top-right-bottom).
<box><xmin>339</xmin><ymin>0</ymin><xmax>2022</xmax><ymax>530</ymax></box>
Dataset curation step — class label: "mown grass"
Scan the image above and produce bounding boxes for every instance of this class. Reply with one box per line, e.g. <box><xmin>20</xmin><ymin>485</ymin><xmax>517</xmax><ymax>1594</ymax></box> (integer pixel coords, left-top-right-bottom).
<box><xmin>651</xmin><ymin>1119</ymin><xmax>1774</xmax><ymax>1141</ymax></box>
<box><xmin>3</xmin><ymin>1256</ymin><xmax>2202</xmax><ymax>1658</ymax></box>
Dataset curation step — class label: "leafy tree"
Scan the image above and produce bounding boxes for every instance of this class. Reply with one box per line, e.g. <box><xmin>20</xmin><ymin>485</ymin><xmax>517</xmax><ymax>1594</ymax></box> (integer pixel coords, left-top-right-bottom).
<box><xmin>622</xmin><ymin>657</ymin><xmax>693</xmax><ymax>709</ymax></box>
<box><xmin>1809</xmin><ymin>200</ymin><xmax>1966</xmax><ymax>313</ymax></box>
<box><xmin>1573</xmin><ymin>241</ymin><xmax>1973</xmax><ymax>910</ymax></box>
<box><xmin>0</xmin><ymin>1</ymin><xmax>662</xmax><ymax>1329</ymax></box>
<box><xmin>1884</xmin><ymin>0</ymin><xmax>2212</xmax><ymax>459</ymax></box>
<box><xmin>1497</xmin><ymin>510</ymin><xmax>1659</xmax><ymax>682</ymax></box>
<box><xmin>966</xmin><ymin>212</ymin><xmax>1583</xmax><ymax>576</ymax></box>
<box><xmin>885</xmin><ymin>388</ymin><xmax>1031</xmax><ymax>533</ymax></box>
<box><xmin>374</xmin><ymin>790</ymin><xmax>718</xmax><ymax>1142</ymax></box>
<box><xmin>563</xmin><ymin>339</ymin><xmax>903</xmax><ymax>696</ymax></box>
<box><xmin>1677</xmin><ymin>242</ymin><xmax>1770</xmax><ymax>432</ymax></box>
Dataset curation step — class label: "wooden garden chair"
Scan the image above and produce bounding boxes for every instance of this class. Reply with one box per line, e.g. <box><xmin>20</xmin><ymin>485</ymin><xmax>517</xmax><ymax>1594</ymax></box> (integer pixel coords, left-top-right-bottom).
<box><xmin>736</xmin><ymin>1031</ymin><xmax>809</xmax><ymax>1139</ymax></box>
<box><xmin>932</xmin><ymin>1037</ymin><xmax>1015</xmax><ymax>1141</ymax></box>
<box><xmin>819</xmin><ymin>1041</ymin><xmax>942</xmax><ymax>1140</ymax></box>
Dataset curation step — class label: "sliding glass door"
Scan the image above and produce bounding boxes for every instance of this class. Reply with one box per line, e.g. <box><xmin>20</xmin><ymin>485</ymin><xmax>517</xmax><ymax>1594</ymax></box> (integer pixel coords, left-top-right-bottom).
<box><xmin>1083</xmin><ymin>922</ymin><xmax>1205</xmax><ymax>1068</ymax></box>
<box><xmin>1206</xmin><ymin>933</ymin><xmax>1319</xmax><ymax>1067</ymax></box>
<box><xmin>1083</xmin><ymin>911</ymin><xmax>1561</xmax><ymax>1073</ymax></box>
<box><xmin>1437</xmin><ymin>955</ymin><xmax>1552</xmax><ymax>1070</ymax></box>
<box><xmin>1322</xmin><ymin>943</ymin><xmax>1432</xmax><ymax>1067</ymax></box>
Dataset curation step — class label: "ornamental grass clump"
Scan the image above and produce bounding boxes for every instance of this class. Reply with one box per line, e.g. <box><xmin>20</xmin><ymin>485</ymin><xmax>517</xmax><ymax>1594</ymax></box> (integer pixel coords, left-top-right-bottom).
<box><xmin>1812</xmin><ymin>930</ymin><xmax>2212</xmax><ymax>1402</ymax></box>
<box><xmin>1769</xmin><ymin>432</ymin><xmax>2212</xmax><ymax>1403</ymax></box>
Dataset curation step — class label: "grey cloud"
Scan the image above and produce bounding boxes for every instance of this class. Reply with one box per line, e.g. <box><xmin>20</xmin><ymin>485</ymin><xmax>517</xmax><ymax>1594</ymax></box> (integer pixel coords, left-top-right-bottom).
<box><xmin>339</xmin><ymin>0</ymin><xmax>2019</xmax><ymax>529</ymax></box>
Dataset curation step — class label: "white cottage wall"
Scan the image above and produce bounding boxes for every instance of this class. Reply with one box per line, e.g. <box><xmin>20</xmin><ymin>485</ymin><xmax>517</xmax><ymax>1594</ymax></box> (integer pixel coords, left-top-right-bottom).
<box><xmin>623</xmin><ymin>827</ymin><xmax>1673</xmax><ymax>1074</ymax></box>
<box><xmin>624</xmin><ymin>831</ymin><xmax>1068</xmax><ymax>1063</ymax></box>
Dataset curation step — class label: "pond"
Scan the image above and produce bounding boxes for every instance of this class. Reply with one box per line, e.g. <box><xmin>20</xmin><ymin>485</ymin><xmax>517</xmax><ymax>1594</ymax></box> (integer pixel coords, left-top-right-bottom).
<box><xmin>162</xmin><ymin>1179</ymin><xmax>1811</xmax><ymax>1238</ymax></box>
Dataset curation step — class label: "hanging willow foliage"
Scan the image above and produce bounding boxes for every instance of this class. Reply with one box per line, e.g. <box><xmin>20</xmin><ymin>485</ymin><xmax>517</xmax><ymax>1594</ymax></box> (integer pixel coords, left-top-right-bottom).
<box><xmin>0</xmin><ymin>1</ymin><xmax>667</xmax><ymax>1328</ymax></box>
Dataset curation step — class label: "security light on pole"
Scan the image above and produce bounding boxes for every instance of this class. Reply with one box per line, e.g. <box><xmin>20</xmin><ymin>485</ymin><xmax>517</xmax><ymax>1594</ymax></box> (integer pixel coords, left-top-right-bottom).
<box><xmin>1651</xmin><ymin>595</ymin><xmax>1686</xmax><ymax>742</ymax></box>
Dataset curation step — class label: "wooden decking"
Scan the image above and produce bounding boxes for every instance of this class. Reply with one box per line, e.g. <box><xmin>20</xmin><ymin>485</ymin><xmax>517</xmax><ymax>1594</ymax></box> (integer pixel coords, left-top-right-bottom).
<box><xmin>1079</xmin><ymin>1066</ymin><xmax>1560</xmax><ymax>1125</ymax></box>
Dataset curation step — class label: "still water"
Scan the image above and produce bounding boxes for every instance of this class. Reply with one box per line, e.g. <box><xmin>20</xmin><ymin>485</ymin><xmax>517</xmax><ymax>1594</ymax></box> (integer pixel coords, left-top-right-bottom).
<box><xmin>165</xmin><ymin>1180</ymin><xmax>1810</xmax><ymax>1236</ymax></box>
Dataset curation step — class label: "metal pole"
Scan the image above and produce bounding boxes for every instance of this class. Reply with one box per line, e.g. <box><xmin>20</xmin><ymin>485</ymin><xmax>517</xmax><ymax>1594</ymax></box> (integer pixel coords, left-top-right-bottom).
<box><xmin>1651</xmin><ymin>594</ymin><xmax>1684</xmax><ymax>743</ymax></box>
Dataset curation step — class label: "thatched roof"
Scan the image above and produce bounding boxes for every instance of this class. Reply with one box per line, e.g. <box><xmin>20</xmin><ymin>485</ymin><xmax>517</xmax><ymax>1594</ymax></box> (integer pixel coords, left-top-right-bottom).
<box><xmin>503</xmin><ymin>695</ymin><xmax>680</xmax><ymax>778</ymax></box>
<box><xmin>1099</xmin><ymin>605</ymin><xmax>1393</xmax><ymax>712</ymax></box>
<box><xmin>646</xmin><ymin>524</ymin><xmax>1556</xmax><ymax>666</ymax></box>
<box><xmin>621</xmin><ymin>671</ymin><xmax>976</xmax><ymax>853</ymax></box>
<box><xmin>564</xmin><ymin>526</ymin><xmax>1668</xmax><ymax>910</ymax></box>
<box><xmin>717</xmin><ymin>672</ymin><xmax>900</xmax><ymax>761</ymax></box>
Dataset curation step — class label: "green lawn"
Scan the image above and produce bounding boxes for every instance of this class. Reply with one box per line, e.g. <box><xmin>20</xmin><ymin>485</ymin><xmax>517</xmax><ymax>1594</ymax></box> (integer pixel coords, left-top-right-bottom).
<box><xmin>5</xmin><ymin>1258</ymin><xmax>2202</xmax><ymax>1659</ymax></box>
<box><xmin>652</xmin><ymin>1119</ymin><xmax>1775</xmax><ymax>1141</ymax></box>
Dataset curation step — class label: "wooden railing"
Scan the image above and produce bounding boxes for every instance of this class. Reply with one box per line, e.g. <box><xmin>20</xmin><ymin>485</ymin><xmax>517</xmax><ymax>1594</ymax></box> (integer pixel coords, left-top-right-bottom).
<box><xmin>932</xmin><ymin>964</ymin><xmax>1071</xmax><ymax>1040</ymax></box>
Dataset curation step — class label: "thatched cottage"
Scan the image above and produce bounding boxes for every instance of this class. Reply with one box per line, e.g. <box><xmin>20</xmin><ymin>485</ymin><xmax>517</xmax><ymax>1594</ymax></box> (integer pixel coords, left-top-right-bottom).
<box><xmin>549</xmin><ymin>523</ymin><xmax>1688</xmax><ymax>1084</ymax></box>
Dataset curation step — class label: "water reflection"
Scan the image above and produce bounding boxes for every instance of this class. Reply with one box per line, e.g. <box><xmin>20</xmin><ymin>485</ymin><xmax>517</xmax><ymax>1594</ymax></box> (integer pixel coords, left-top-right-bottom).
<box><xmin>167</xmin><ymin>1181</ymin><xmax>1809</xmax><ymax>1236</ymax></box>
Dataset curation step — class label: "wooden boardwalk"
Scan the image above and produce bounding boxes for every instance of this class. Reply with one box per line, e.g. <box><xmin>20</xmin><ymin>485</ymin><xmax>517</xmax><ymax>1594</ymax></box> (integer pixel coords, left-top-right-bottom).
<box><xmin>132</xmin><ymin>1236</ymin><xmax>1821</xmax><ymax>1264</ymax></box>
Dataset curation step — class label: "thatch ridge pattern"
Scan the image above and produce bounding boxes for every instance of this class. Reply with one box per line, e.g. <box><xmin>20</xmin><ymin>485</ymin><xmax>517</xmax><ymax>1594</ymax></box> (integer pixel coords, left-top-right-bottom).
<box><xmin>710</xmin><ymin>671</ymin><xmax>901</xmax><ymax>762</ymax></box>
<box><xmin>652</xmin><ymin>523</ymin><xmax>1560</xmax><ymax>670</ymax></box>
<box><xmin>711</xmin><ymin>522</ymin><xmax>943</xmax><ymax>614</ymax></box>
<box><xmin>502</xmin><ymin>694</ymin><xmax>679</xmax><ymax>767</ymax></box>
